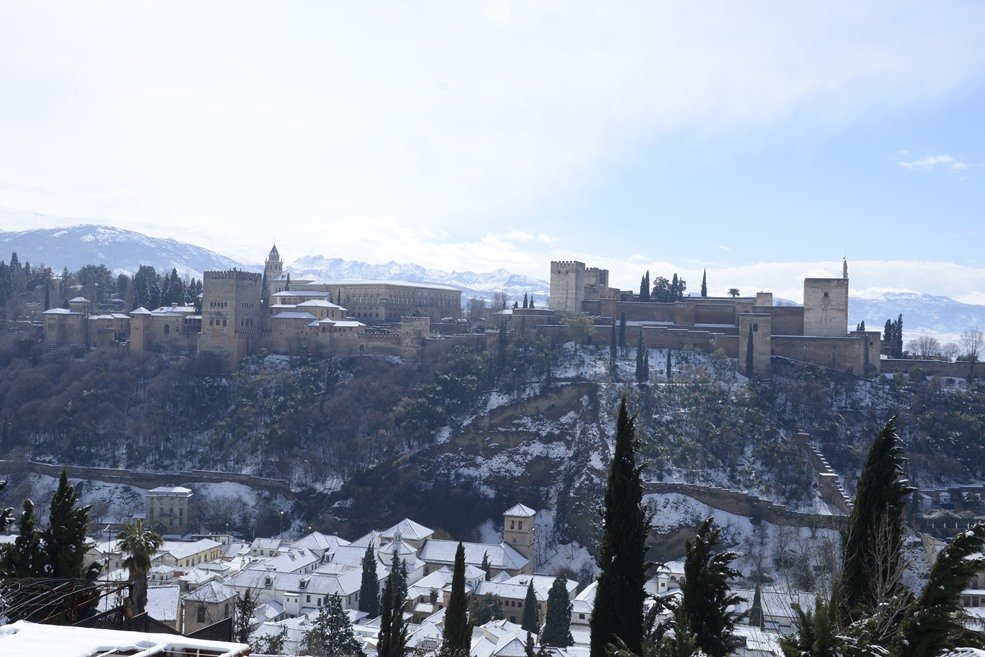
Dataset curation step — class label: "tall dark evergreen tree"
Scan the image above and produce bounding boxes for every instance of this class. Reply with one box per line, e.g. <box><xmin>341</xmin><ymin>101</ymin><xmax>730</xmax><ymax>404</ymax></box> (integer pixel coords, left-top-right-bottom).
<box><xmin>895</xmin><ymin>523</ymin><xmax>985</xmax><ymax>657</ymax></box>
<box><xmin>523</xmin><ymin>293</ymin><xmax>529</xmax><ymax>309</ymax></box>
<box><xmin>521</xmin><ymin>580</ymin><xmax>539</xmax><ymax>633</ymax></box>
<box><xmin>234</xmin><ymin>589</ymin><xmax>260</xmax><ymax>644</ymax></box>
<box><xmin>359</xmin><ymin>543</ymin><xmax>380</xmax><ymax>617</ymax></box>
<box><xmin>525</xmin><ymin>631</ymin><xmax>537</xmax><ymax>657</ymax></box>
<box><xmin>0</xmin><ymin>499</ymin><xmax>49</xmax><ymax>621</ymax></box>
<box><xmin>665</xmin><ymin>348</ymin><xmax>672</xmax><ymax>381</ymax></box>
<box><xmin>43</xmin><ymin>279</ymin><xmax>50</xmax><ymax>311</ymax></box>
<box><xmin>481</xmin><ymin>551</ymin><xmax>492</xmax><ymax>581</ymax></box>
<box><xmin>700</xmin><ymin>269</ymin><xmax>707</xmax><ymax>297</ymax></box>
<box><xmin>541</xmin><ymin>575</ymin><xmax>573</xmax><ymax>647</ymax></box>
<box><xmin>303</xmin><ymin>593</ymin><xmax>366</xmax><ymax>657</ymax></box>
<box><xmin>837</xmin><ymin>416</ymin><xmax>914</xmax><ymax>631</ymax></box>
<box><xmin>618</xmin><ymin>312</ymin><xmax>627</xmax><ymax>351</ymax></box>
<box><xmin>378</xmin><ymin>574</ymin><xmax>395</xmax><ymax>657</ymax></box>
<box><xmin>44</xmin><ymin>470</ymin><xmax>100</xmax><ymax>622</ymax></box>
<box><xmin>390</xmin><ymin>550</ymin><xmax>408</xmax><ymax>604</ymax></box>
<box><xmin>442</xmin><ymin>542</ymin><xmax>472</xmax><ymax>655</ymax></box>
<box><xmin>680</xmin><ymin>517</ymin><xmax>745</xmax><ymax>657</ymax></box>
<box><xmin>635</xmin><ymin>332</ymin><xmax>647</xmax><ymax>384</ymax></box>
<box><xmin>589</xmin><ymin>397</ymin><xmax>648</xmax><ymax>657</ymax></box>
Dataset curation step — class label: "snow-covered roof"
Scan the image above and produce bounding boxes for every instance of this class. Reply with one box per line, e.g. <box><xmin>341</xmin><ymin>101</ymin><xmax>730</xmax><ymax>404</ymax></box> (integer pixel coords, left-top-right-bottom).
<box><xmin>42</xmin><ymin>308</ymin><xmax>76</xmax><ymax>315</ymax></box>
<box><xmin>270</xmin><ymin>290</ymin><xmax>330</xmax><ymax>298</ymax></box>
<box><xmin>418</xmin><ymin>540</ymin><xmax>529</xmax><ymax>572</ymax></box>
<box><xmin>69</xmin><ymin>296</ymin><xmax>90</xmax><ymax>303</ymax></box>
<box><xmin>475</xmin><ymin>575</ymin><xmax>577</xmax><ymax>602</ymax></box>
<box><xmin>503</xmin><ymin>504</ymin><xmax>536</xmax><ymax>518</ymax></box>
<box><xmin>292</xmin><ymin>531</ymin><xmax>350</xmax><ymax>555</ymax></box>
<box><xmin>130</xmin><ymin>306</ymin><xmax>152</xmax><ymax>315</ymax></box>
<box><xmin>184</xmin><ymin>580</ymin><xmax>238</xmax><ymax>603</ymax></box>
<box><xmin>0</xmin><ymin>620</ymin><xmax>250</xmax><ymax>657</ymax></box>
<box><xmin>148</xmin><ymin>486</ymin><xmax>192</xmax><ymax>495</ymax></box>
<box><xmin>159</xmin><ymin>539</ymin><xmax>221</xmax><ymax>561</ymax></box>
<box><xmin>256</xmin><ymin>548</ymin><xmax>320</xmax><ymax>573</ymax></box>
<box><xmin>229</xmin><ymin>568</ymin><xmax>363</xmax><ymax>597</ymax></box>
<box><xmin>146</xmin><ymin>584</ymin><xmax>180</xmax><ymax>622</ymax></box>
<box><xmin>297</xmin><ymin>299</ymin><xmax>344</xmax><ymax>309</ymax></box>
<box><xmin>272</xmin><ymin>311</ymin><xmax>319</xmax><ymax>320</ymax></box>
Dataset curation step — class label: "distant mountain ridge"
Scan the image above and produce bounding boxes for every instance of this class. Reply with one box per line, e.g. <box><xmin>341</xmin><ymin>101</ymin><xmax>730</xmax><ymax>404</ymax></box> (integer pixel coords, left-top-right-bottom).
<box><xmin>0</xmin><ymin>223</ymin><xmax>982</xmax><ymax>340</ymax></box>
<box><xmin>0</xmin><ymin>223</ymin><xmax>248</xmax><ymax>279</ymax></box>
<box><xmin>288</xmin><ymin>254</ymin><xmax>549</xmax><ymax>304</ymax></box>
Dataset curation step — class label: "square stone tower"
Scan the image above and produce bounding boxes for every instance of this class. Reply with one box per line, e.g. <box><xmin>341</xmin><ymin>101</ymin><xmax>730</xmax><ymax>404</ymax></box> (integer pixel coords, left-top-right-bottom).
<box><xmin>199</xmin><ymin>270</ymin><xmax>264</xmax><ymax>367</ymax></box>
<box><xmin>549</xmin><ymin>261</ymin><xmax>586</xmax><ymax>315</ymax></box>
<box><xmin>146</xmin><ymin>486</ymin><xmax>192</xmax><ymax>534</ymax></box>
<box><xmin>803</xmin><ymin>278</ymin><xmax>849</xmax><ymax>337</ymax></box>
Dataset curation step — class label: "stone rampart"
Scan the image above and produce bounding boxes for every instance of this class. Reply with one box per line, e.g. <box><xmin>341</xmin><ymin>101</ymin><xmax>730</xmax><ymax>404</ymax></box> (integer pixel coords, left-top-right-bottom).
<box><xmin>882</xmin><ymin>358</ymin><xmax>981</xmax><ymax>378</ymax></box>
<box><xmin>0</xmin><ymin>460</ymin><xmax>293</xmax><ymax>496</ymax></box>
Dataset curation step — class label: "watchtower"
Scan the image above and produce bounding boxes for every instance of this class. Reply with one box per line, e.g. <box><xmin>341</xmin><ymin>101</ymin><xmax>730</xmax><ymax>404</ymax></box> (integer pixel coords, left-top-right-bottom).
<box><xmin>549</xmin><ymin>261</ymin><xmax>586</xmax><ymax>315</ymax></box>
<box><xmin>198</xmin><ymin>270</ymin><xmax>264</xmax><ymax>367</ymax></box>
<box><xmin>803</xmin><ymin>277</ymin><xmax>849</xmax><ymax>337</ymax></box>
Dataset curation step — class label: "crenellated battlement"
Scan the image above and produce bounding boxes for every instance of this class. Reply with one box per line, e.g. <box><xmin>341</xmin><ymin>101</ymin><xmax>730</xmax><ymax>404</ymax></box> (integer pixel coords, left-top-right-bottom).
<box><xmin>204</xmin><ymin>270</ymin><xmax>262</xmax><ymax>282</ymax></box>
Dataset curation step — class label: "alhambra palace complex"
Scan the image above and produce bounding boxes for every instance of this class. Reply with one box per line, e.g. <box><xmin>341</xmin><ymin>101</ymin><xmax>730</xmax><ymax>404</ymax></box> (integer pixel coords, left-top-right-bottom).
<box><xmin>40</xmin><ymin>244</ymin><xmax>900</xmax><ymax>376</ymax></box>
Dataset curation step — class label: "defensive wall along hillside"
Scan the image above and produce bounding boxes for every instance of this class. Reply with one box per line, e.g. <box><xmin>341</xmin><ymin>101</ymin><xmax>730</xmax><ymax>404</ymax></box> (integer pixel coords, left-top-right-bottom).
<box><xmin>0</xmin><ymin>459</ymin><xmax>294</xmax><ymax>496</ymax></box>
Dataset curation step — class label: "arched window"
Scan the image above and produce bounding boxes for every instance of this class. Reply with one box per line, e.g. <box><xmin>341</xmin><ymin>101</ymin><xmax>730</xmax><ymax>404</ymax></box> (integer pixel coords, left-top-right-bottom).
<box><xmin>163</xmin><ymin>324</ymin><xmax>170</xmax><ymax>335</ymax></box>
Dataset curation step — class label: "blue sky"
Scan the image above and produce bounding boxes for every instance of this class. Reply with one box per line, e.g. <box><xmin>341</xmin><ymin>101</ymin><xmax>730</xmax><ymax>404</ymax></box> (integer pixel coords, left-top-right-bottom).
<box><xmin>1</xmin><ymin>1</ymin><xmax>984</xmax><ymax>301</ymax></box>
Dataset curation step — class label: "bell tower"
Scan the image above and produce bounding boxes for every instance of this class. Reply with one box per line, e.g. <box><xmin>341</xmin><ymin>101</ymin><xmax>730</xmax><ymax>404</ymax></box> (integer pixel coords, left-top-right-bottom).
<box><xmin>264</xmin><ymin>244</ymin><xmax>283</xmax><ymax>295</ymax></box>
<box><xmin>502</xmin><ymin>504</ymin><xmax>536</xmax><ymax>564</ymax></box>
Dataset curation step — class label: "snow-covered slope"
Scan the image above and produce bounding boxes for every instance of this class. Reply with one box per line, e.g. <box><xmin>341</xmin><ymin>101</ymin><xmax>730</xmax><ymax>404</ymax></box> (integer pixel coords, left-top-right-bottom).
<box><xmin>288</xmin><ymin>255</ymin><xmax>549</xmax><ymax>305</ymax></box>
<box><xmin>0</xmin><ymin>223</ymin><xmax>250</xmax><ymax>279</ymax></box>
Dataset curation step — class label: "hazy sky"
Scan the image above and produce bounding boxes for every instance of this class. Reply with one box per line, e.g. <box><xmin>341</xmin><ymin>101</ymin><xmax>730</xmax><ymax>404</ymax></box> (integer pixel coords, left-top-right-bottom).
<box><xmin>1</xmin><ymin>1</ymin><xmax>984</xmax><ymax>302</ymax></box>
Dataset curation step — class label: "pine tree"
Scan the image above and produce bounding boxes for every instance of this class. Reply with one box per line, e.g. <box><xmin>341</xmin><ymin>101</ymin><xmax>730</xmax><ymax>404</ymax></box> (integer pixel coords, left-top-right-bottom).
<box><xmin>359</xmin><ymin>543</ymin><xmax>380</xmax><ymax>617</ymax></box>
<box><xmin>521</xmin><ymin>580</ymin><xmax>539</xmax><ymax>633</ymax></box>
<box><xmin>590</xmin><ymin>397</ymin><xmax>649</xmax><ymax>657</ymax></box>
<box><xmin>234</xmin><ymin>589</ymin><xmax>260</xmax><ymax>644</ymax></box>
<box><xmin>700</xmin><ymin>269</ymin><xmax>707</xmax><ymax>297</ymax></box>
<box><xmin>837</xmin><ymin>415</ymin><xmax>914</xmax><ymax>630</ymax></box>
<box><xmin>442</xmin><ymin>542</ymin><xmax>472</xmax><ymax>655</ymax></box>
<box><xmin>541</xmin><ymin>575</ymin><xmax>573</xmax><ymax>647</ymax></box>
<box><xmin>618</xmin><ymin>312</ymin><xmax>627</xmax><ymax>351</ymax></box>
<box><xmin>303</xmin><ymin>593</ymin><xmax>366</xmax><ymax>657</ymax></box>
<box><xmin>680</xmin><ymin>517</ymin><xmax>744</xmax><ymax>657</ymax></box>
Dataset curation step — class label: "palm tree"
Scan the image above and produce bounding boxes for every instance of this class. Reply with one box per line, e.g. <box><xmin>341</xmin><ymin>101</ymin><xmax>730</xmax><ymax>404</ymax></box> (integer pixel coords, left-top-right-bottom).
<box><xmin>727</xmin><ymin>288</ymin><xmax>740</xmax><ymax>298</ymax></box>
<box><xmin>117</xmin><ymin>519</ymin><xmax>163</xmax><ymax>615</ymax></box>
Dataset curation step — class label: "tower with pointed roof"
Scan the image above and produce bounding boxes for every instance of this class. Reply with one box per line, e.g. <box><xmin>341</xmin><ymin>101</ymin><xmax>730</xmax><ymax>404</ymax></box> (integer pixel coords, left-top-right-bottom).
<box><xmin>264</xmin><ymin>243</ymin><xmax>283</xmax><ymax>297</ymax></box>
<box><xmin>503</xmin><ymin>504</ymin><xmax>536</xmax><ymax>562</ymax></box>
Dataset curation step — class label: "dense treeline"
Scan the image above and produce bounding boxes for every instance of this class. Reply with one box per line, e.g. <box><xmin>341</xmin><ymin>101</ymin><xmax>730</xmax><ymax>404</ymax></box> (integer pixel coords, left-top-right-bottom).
<box><xmin>0</xmin><ymin>251</ymin><xmax>203</xmax><ymax>318</ymax></box>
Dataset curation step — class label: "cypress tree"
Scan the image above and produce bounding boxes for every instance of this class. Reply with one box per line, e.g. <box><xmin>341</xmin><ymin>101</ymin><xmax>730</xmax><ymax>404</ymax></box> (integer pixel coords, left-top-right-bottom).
<box><xmin>671</xmin><ymin>273</ymin><xmax>679</xmax><ymax>300</ymax></box>
<box><xmin>639</xmin><ymin>276</ymin><xmax>648</xmax><ymax>302</ymax></box>
<box><xmin>666</xmin><ymin>348</ymin><xmax>672</xmax><ymax>381</ymax></box>
<box><xmin>680</xmin><ymin>517</ymin><xmax>745</xmax><ymax>657</ymax></box>
<box><xmin>359</xmin><ymin>543</ymin><xmax>380</xmax><ymax>617</ymax></box>
<box><xmin>642</xmin><ymin>348</ymin><xmax>649</xmax><ymax>383</ymax></box>
<box><xmin>700</xmin><ymin>269</ymin><xmax>707</xmax><ymax>297</ymax></box>
<box><xmin>0</xmin><ymin>500</ymin><xmax>49</xmax><ymax>621</ymax></box>
<box><xmin>541</xmin><ymin>575</ymin><xmax>573</xmax><ymax>647</ymax></box>
<box><xmin>377</xmin><ymin>574</ymin><xmax>392</xmax><ymax>656</ymax></box>
<box><xmin>442</xmin><ymin>542</ymin><xmax>472</xmax><ymax>655</ymax></box>
<box><xmin>837</xmin><ymin>415</ymin><xmax>914</xmax><ymax>629</ymax></box>
<box><xmin>481</xmin><ymin>551</ymin><xmax>491</xmax><ymax>581</ymax></box>
<box><xmin>390</xmin><ymin>550</ymin><xmax>408</xmax><ymax>604</ymax></box>
<box><xmin>521</xmin><ymin>580</ymin><xmax>539</xmax><ymax>633</ymax></box>
<box><xmin>44</xmin><ymin>469</ymin><xmax>100</xmax><ymax>622</ymax></box>
<box><xmin>525</xmin><ymin>631</ymin><xmax>537</xmax><ymax>657</ymax></box>
<box><xmin>895</xmin><ymin>523</ymin><xmax>985</xmax><ymax>657</ymax></box>
<box><xmin>523</xmin><ymin>293</ymin><xmax>529</xmax><ymax>309</ymax></box>
<box><xmin>644</xmin><ymin>272</ymin><xmax>650</xmax><ymax>301</ymax></box>
<box><xmin>635</xmin><ymin>331</ymin><xmax>645</xmax><ymax>384</ymax></box>
<box><xmin>43</xmin><ymin>280</ymin><xmax>50</xmax><ymax>311</ymax></box>
<box><xmin>589</xmin><ymin>397</ymin><xmax>648</xmax><ymax>657</ymax></box>
<box><xmin>895</xmin><ymin>314</ymin><xmax>904</xmax><ymax>358</ymax></box>
<box><xmin>618</xmin><ymin>312</ymin><xmax>627</xmax><ymax>351</ymax></box>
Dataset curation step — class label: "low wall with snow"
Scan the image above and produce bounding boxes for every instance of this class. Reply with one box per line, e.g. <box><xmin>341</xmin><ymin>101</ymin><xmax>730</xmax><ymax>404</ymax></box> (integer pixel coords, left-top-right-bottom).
<box><xmin>882</xmin><ymin>358</ymin><xmax>981</xmax><ymax>378</ymax></box>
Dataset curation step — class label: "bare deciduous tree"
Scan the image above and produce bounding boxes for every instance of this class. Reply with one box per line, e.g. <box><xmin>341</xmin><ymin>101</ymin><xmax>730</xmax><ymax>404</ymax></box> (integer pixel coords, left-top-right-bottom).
<box><xmin>908</xmin><ymin>335</ymin><xmax>942</xmax><ymax>359</ymax></box>
<box><xmin>960</xmin><ymin>327</ymin><xmax>984</xmax><ymax>362</ymax></box>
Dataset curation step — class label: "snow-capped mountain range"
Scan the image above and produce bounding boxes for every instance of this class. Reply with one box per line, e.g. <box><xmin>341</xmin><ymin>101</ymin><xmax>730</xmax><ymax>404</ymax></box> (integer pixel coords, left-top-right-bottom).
<box><xmin>0</xmin><ymin>223</ymin><xmax>247</xmax><ymax>279</ymax></box>
<box><xmin>0</xmin><ymin>222</ymin><xmax>981</xmax><ymax>339</ymax></box>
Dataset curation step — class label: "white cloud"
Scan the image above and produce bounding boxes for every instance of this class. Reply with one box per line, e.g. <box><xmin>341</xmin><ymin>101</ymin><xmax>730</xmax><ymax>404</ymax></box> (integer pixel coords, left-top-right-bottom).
<box><xmin>1</xmin><ymin>2</ymin><xmax>984</xmax><ymax>247</ymax></box>
<box><xmin>897</xmin><ymin>154</ymin><xmax>969</xmax><ymax>171</ymax></box>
